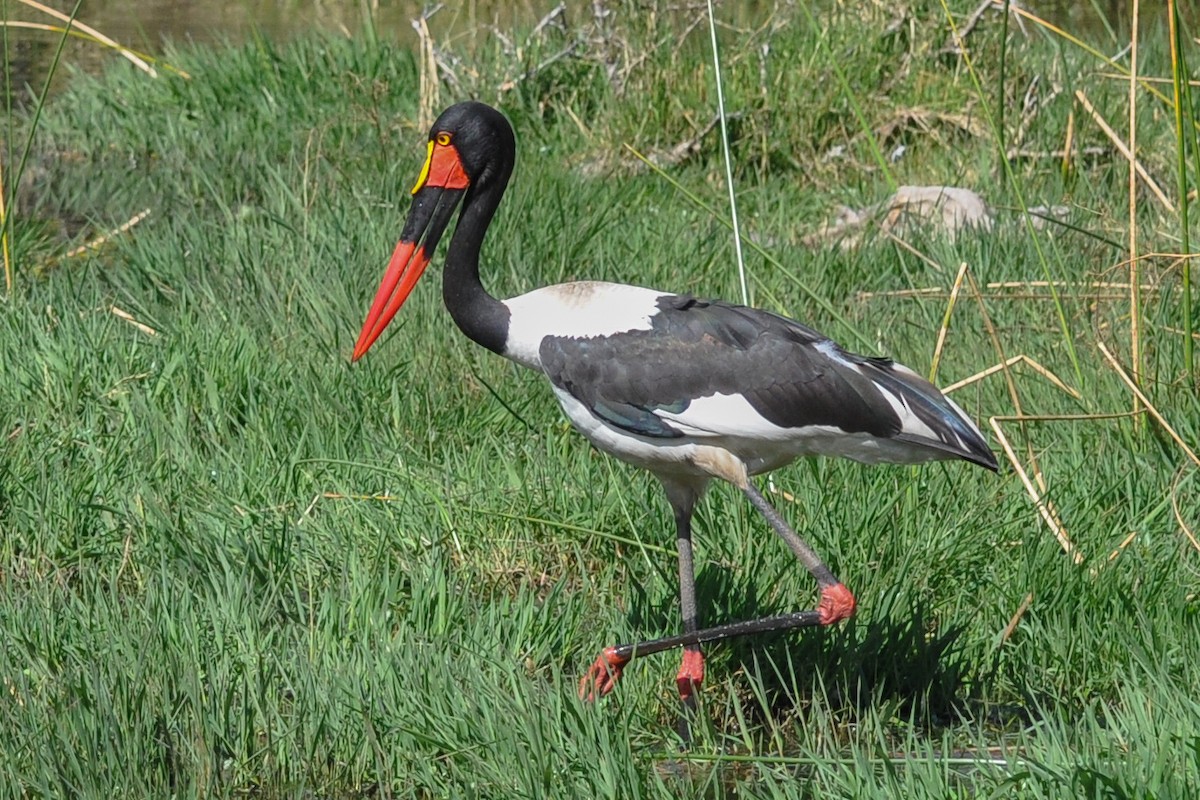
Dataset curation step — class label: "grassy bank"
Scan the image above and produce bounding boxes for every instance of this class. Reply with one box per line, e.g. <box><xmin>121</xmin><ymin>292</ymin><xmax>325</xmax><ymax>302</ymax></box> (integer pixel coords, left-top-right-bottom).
<box><xmin>2</xmin><ymin>2</ymin><xmax>1199</xmax><ymax>796</ymax></box>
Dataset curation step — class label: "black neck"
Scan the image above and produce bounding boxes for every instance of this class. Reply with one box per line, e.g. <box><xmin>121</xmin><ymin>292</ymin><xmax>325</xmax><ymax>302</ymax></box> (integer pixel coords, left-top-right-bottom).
<box><xmin>442</xmin><ymin>181</ymin><xmax>511</xmax><ymax>355</ymax></box>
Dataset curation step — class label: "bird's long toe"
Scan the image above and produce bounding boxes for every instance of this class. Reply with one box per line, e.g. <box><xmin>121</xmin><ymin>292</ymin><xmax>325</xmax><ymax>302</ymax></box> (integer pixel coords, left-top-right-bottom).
<box><xmin>818</xmin><ymin>583</ymin><xmax>857</xmax><ymax>625</ymax></box>
<box><xmin>578</xmin><ymin>646</ymin><xmax>630</xmax><ymax>701</ymax></box>
<box><xmin>675</xmin><ymin>648</ymin><xmax>705</xmax><ymax>703</ymax></box>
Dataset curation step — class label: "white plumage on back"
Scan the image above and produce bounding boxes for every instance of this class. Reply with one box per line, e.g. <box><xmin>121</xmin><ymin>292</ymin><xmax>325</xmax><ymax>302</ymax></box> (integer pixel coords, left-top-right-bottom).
<box><xmin>502</xmin><ymin>281</ymin><xmax>662</xmax><ymax>369</ymax></box>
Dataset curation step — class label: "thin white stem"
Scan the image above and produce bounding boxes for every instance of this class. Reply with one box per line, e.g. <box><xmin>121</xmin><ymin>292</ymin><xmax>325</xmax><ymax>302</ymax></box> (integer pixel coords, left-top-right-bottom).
<box><xmin>705</xmin><ymin>0</ymin><xmax>749</xmax><ymax>305</ymax></box>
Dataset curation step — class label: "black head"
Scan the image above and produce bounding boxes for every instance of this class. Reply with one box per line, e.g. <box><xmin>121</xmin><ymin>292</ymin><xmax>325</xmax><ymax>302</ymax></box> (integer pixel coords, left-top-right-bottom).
<box><xmin>428</xmin><ymin>102</ymin><xmax>516</xmax><ymax>191</ymax></box>
<box><xmin>352</xmin><ymin>102</ymin><xmax>516</xmax><ymax>360</ymax></box>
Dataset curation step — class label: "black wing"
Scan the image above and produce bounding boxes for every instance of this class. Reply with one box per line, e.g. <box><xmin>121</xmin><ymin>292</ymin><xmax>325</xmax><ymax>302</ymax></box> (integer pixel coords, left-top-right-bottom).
<box><xmin>538</xmin><ymin>294</ymin><xmax>996</xmax><ymax>469</ymax></box>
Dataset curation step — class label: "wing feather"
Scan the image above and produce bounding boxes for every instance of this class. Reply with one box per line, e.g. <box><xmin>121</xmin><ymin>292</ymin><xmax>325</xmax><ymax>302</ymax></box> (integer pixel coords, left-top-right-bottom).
<box><xmin>538</xmin><ymin>294</ymin><xmax>996</xmax><ymax>469</ymax></box>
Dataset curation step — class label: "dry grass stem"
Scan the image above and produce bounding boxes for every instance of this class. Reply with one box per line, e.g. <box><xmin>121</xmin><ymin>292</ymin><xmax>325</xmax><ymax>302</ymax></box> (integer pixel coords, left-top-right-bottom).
<box><xmin>1097</xmin><ymin>340</ymin><xmax>1200</xmax><ymax>468</ymax></box>
<box><xmin>295</xmin><ymin>493</ymin><xmax>322</xmax><ymax>526</ymax></box>
<box><xmin>1</xmin><ymin>155</ymin><xmax>10</xmax><ymax>296</ymax></box>
<box><xmin>65</xmin><ymin>209</ymin><xmax>152</xmax><ymax>258</ymax></box>
<box><xmin>1127</xmin><ymin>0</ymin><xmax>1144</xmax><ymax>421</ymax></box>
<box><xmin>1074</xmin><ymin>89</ymin><xmax>1174</xmax><ymax>213</ymax></box>
<box><xmin>0</xmin><ymin>21</ymin><xmax>191</xmax><ymax>78</ymax></box>
<box><xmin>858</xmin><ymin>279</ymin><xmax>1160</xmax><ymax>301</ymax></box>
<box><xmin>322</xmin><ymin>491</ymin><xmax>402</xmax><ymax>502</ymax></box>
<box><xmin>648</xmin><ymin>113</ymin><xmax>726</xmax><ymax>169</ymax></box>
<box><xmin>929</xmin><ymin>262</ymin><xmax>970</xmax><ymax>383</ymax></box>
<box><xmin>767</xmin><ymin>483</ymin><xmax>798</xmax><ymax>503</ymax></box>
<box><xmin>943</xmin><ymin>354</ymin><xmax>1081</xmax><ymax>399</ymax></box>
<box><xmin>1098</xmin><ymin>71</ymin><xmax>1200</xmax><ymax>87</ymax></box>
<box><xmin>882</xmin><ymin>230</ymin><xmax>944</xmax><ymax>271</ymax></box>
<box><xmin>14</xmin><ymin>0</ymin><xmax>157</xmax><ymax>76</ymax></box>
<box><xmin>992</xmin><ymin>411</ymin><xmax>1142</xmax><ymax>423</ymax></box>
<box><xmin>1106</xmin><ymin>530</ymin><xmax>1139</xmax><ymax>562</ymax></box>
<box><xmin>1170</xmin><ymin>468</ymin><xmax>1200</xmax><ymax>554</ymax></box>
<box><xmin>108</xmin><ymin>305</ymin><xmax>158</xmax><ymax>337</ymax></box>
<box><xmin>939</xmin><ymin>0</ymin><xmax>998</xmax><ymax>56</ymax></box>
<box><xmin>999</xmin><ymin>592</ymin><xmax>1034</xmax><ymax>645</ymax></box>
<box><xmin>989</xmin><ymin>417</ymin><xmax>1082</xmax><ymax>563</ymax></box>
<box><xmin>1164</xmin><ymin>326</ymin><xmax>1200</xmax><ymax>340</ymax></box>
<box><xmin>413</xmin><ymin>14</ymin><xmax>439</xmax><ymax>132</ymax></box>
<box><xmin>1062</xmin><ymin>107</ymin><xmax>1076</xmax><ymax>176</ymax></box>
<box><xmin>1008</xmin><ymin>145</ymin><xmax>1107</xmax><ymax>161</ymax></box>
<box><xmin>1007</xmin><ymin>77</ymin><xmax>1063</xmax><ymax>158</ymax></box>
<box><xmin>962</xmin><ymin>268</ymin><xmax>1045</xmax><ymax>480</ymax></box>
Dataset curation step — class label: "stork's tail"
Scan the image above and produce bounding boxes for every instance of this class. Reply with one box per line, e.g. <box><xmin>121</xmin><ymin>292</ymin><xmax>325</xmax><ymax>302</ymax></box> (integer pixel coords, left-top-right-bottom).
<box><xmin>871</xmin><ymin>361</ymin><xmax>998</xmax><ymax>472</ymax></box>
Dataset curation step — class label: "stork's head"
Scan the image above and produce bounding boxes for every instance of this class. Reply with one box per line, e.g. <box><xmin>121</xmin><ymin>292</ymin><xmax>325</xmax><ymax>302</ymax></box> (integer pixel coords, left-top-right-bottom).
<box><xmin>352</xmin><ymin>102</ymin><xmax>515</xmax><ymax>361</ymax></box>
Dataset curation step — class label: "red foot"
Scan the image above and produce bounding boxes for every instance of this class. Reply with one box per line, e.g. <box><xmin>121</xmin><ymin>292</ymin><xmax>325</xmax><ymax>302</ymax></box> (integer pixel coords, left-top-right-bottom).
<box><xmin>675</xmin><ymin>648</ymin><xmax>705</xmax><ymax>702</ymax></box>
<box><xmin>818</xmin><ymin>583</ymin><xmax>857</xmax><ymax>625</ymax></box>
<box><xmin>578</xmin><ymin>647</ymin><xmax>630</xmax><ymax>702</ymax></box>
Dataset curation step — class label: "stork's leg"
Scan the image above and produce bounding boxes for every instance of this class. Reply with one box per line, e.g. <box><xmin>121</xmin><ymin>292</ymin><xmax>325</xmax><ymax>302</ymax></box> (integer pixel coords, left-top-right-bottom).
<box><xmin>579</xmin><ymin>478</ymin><xmax>855</xmax><ymax>703</ymax></box>
<box><xmin>741</xmin><ymin>481</ymin><xmax>857</xmax><ymax>625</ymax></box>
<box><xmin>580</xmin><ymin>479</ymin><xmax>707</xmax><ymax>704</ymax></box>
<box><xmin>673</xmin><ymin>502</ymin><xmax>704</xmax><ymax>743</ymax></box>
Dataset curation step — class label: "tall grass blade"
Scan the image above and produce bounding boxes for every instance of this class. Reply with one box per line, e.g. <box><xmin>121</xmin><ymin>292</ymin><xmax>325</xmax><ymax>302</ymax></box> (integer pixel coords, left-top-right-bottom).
<box><xmin>624</xmin><ymin>144</ymin><xmax>872</xmax><ymax>349</ymax></box>
<box><xmin>1169</xmin><ymin>0</ymin><xmax>1195</xmax><ymax>383</ymax></box>
<box><xmin>2</xmin><ymin>0</ymin><xmax>12</xmax><ymax>295</ymax></box>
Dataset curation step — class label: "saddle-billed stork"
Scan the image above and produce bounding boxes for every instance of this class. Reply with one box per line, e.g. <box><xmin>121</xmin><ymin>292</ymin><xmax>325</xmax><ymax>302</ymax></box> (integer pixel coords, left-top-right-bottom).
<box><xmin>353</xmin><ymin>102</ymin><xmax>998</xmax><ymax>720</ymax></box>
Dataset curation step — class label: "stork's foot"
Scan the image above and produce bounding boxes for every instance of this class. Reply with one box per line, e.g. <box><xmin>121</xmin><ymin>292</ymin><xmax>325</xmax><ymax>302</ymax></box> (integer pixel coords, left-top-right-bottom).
<box><xmin>675</xmin><ymin>648</ymin><xmax>705</xmax><ymax>703</ymax></box>
<box><xmin>675</xmin><ymin>648</ymin><xmax>705</xmax><ymax>745</ymax></box>
<box><xmin>579</xmin><ymin>646</ymin><xmax>631</xmax><ymax>701</ymax></box>
<box><xmin>818</xmin><ymin>582</ymin><xmax>857</xmax><ymax>625</ymax></box>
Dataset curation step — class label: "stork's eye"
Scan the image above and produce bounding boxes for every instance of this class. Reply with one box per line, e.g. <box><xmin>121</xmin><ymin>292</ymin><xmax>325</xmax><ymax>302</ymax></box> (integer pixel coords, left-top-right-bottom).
<box><xmin>435</xmin><ymin>132</ymin><xmax>452</xmax><ymax>146</ymax></box>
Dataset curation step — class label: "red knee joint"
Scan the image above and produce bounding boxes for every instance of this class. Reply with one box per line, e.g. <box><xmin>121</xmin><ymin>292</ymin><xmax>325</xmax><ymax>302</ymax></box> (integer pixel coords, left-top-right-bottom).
<box><xmin>675</xmin><ymin>649</ymin><xmax>705</xmax><ymax>701</ymax></box>
<box><xmin>818</xmin><ymin>583</ymin><xmax>857</xmax><ymax>625</ymax></box>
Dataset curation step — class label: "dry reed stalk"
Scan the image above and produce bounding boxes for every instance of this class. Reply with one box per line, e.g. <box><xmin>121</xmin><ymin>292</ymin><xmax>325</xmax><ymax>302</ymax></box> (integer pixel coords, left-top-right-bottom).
<box><xmin>14</xmin><ymin>0</ymin><xmax>157</xmax><ymax>76</ymax></box>
<box><xmin>109</xmin><ymin>305</ymin><xmax>158</xmax><ymax>337</ymax></box>
<box><xmin>1098</xmin><ymin>341</ymin><xmax>1200</xmax><ymax>468</ymax></box>
<box><xmin>1074</xmin><ymin>89</ymin><xmax>1173</xmax><ymax>212</ymax></box>
<box><xmin>1170</xmin><ymin>468</ymin><xmax>1200</xmax><ymax>553</ymax></box>
<box><xmin>413</xmin><ymin>15</ymin><xmax>439</xmax><ymax>132</ymax></box>
<box><xmin>989</xmin><ymin>416</ymin><xmax>1081</xmax><ymax>563</ymax></box>
<box><xmin>999</xmin><ymin>592</ymin><xmax>1034</xmax><ymax>645</ymax></box>
<box><xmin>65</xmin><ymin>209</ymin><xmax>152</xmax><ymax>258</ymax></box>
<box><xmin>1127</xmin><ymin>0</ymin><xmax>1144</xmax><ymax>420</ymax></box>
<box><xmin>929</xmin><ymin>262</ymin><xmax>970</xmax><ymax>383</ymax></box>
<box><xmin>943</xmin><ymin>354</ymin><xmax>1081</xmax><ymax>399</ymax></box>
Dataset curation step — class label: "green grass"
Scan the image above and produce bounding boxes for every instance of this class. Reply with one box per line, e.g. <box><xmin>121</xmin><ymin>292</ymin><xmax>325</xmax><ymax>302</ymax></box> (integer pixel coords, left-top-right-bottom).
<box><xmin>3</xmin><ymin>3</ymin><xmax>1200</xmax><ymax>797</ymax></box>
